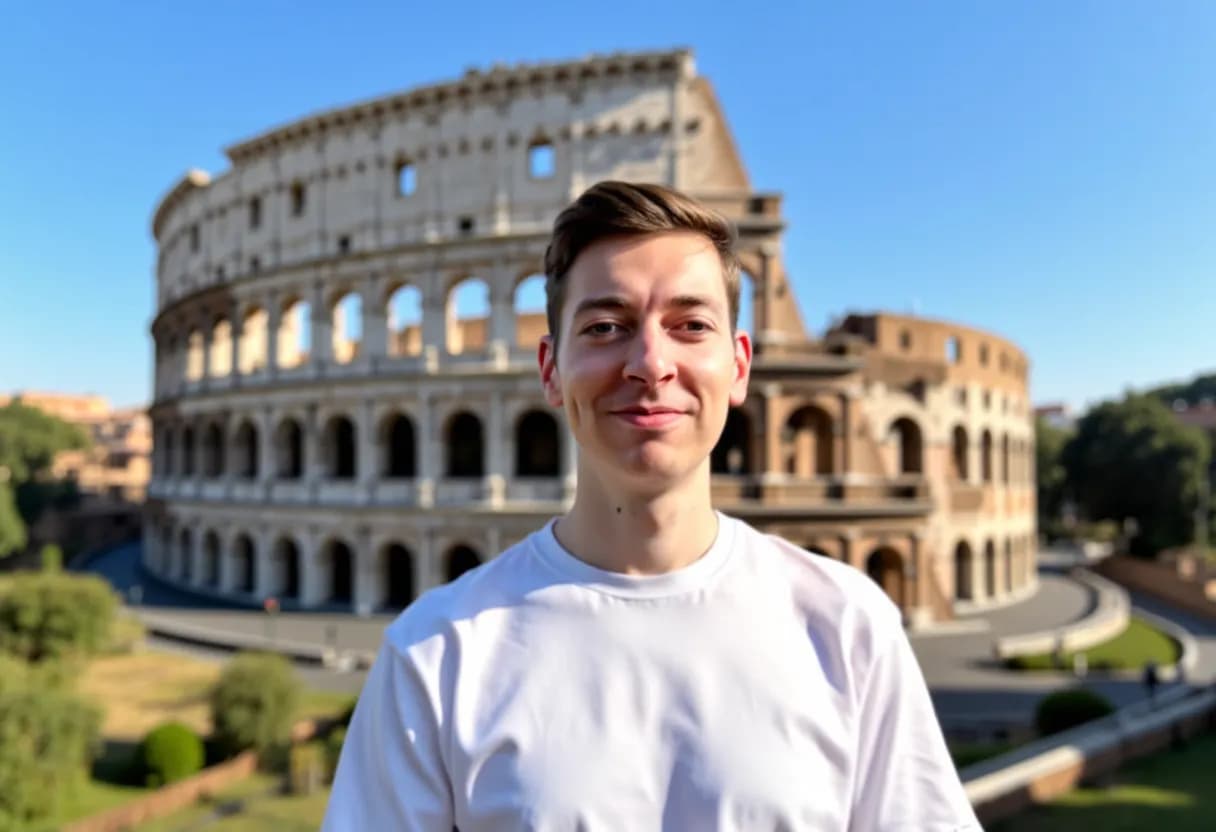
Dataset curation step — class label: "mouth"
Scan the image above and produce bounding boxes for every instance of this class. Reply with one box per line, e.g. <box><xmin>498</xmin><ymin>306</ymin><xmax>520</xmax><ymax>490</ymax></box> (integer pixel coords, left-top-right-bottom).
<box><xmin>610</xmin><ymin>406</ymin><xmax>686</xmax><ymax>429</ymax></box>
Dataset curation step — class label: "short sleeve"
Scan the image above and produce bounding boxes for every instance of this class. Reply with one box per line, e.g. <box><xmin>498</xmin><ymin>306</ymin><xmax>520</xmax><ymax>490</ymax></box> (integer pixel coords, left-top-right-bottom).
<box><xmin>849</xmin><ymin>612</ymin><xmax>982</xmax><ymax>831</ymax></box>
<box><xmin>321</xmin><ymin>639</ymin><xmax>454</xmax><ymax>831</ymax></box>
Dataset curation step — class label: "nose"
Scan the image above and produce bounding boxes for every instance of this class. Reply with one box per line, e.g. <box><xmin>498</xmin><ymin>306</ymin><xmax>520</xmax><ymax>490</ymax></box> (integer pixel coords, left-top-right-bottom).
<box><xmin>623</xmin><ymin>322</ymin><xmax>675</xmax><ymax>387</ymax></box>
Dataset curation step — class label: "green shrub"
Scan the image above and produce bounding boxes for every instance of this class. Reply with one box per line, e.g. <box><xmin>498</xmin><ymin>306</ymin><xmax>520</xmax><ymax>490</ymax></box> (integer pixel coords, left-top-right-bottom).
<box><xmin>1035</xmin><ymin>688</ymin><xmax>1116</xmax><ymax>736</ymax></box>
<box><xmin>209</xmin><ymin>651</ymin><xmax>301</xmax><ymax>759</ymax></box>
<box><xmin>0</xmin><ymin>653</ymin><xmax>76</xmax><ymax>694</ymax></box>
<box><xmin>324</xmin><ymin>725</ymin><xmax>347</xmax><ymax>781</ymax></box>
<box><xmin>0</xmin><ymin>572</ymin><xmax>118</xmax><ymax>663</ymax></box>
<box><xmin>139</xmin><ymin>721</ymin><xmax>205</xmax><ymax>787</ymax></box>
<box><xmin>0</xmin><ymin>688</ymin><xmax>101</xmax><ymax>828</ymax></box>
<box><xmin>40</xmin><ymin>543</ymin><xmax>62</xmax><ymax>572</ymax></box>
<box><xmin>288</xmin><ymin>741</ymin><xmax>326</xmax><ymax>795</ymax></box>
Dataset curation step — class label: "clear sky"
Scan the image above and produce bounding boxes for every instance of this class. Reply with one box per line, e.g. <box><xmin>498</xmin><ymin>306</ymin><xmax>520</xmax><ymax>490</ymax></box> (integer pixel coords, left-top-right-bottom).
<box><xmin>2</xmin><ymin>1</ymin><xmax>1213</xmax><ymax>411</ymax></box>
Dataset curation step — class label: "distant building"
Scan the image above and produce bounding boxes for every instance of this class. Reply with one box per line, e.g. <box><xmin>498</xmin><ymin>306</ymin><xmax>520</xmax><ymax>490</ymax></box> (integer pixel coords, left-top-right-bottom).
<box><xmin>1034</xmin><ymin>403</ymin><xmax>1075</xmax><ymax>431</ymax></box>
<box><xmin>1172</xmin><ymin>398</ymin><xmax>1216</xmax><ymax>432</ymax></box>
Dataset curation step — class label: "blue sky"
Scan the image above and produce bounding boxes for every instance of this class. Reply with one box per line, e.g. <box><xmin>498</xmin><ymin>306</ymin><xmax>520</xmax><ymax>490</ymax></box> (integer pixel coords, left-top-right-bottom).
<box><xmin>1</xmin><ymin>1</ymin><xmax>1213</xmax><ymax>411</ymax></box>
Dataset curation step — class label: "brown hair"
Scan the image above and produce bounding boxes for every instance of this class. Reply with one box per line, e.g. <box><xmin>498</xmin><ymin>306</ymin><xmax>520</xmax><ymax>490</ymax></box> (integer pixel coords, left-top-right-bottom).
<box><xmin>543</xmin><ymin>181</ymin><xmax>741</xmax><ymax>344</ymax></box>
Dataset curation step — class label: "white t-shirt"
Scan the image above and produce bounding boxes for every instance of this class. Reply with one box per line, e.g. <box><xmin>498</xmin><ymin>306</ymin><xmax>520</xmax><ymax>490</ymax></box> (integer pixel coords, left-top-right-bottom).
<box><xmin>323</xmin><ymin>514</ymin><xmax>980</xmax><ymax>831</ymax></box>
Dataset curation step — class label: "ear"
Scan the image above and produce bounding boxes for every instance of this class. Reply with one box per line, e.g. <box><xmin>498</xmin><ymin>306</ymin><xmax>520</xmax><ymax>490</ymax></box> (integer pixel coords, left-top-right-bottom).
<box><xmin>538</xmin><ymin>335</ymin><xmax>563</xmax><ymax>407</ymax></box>
<box><xmin>729</xmin><ymin>330</ymin><xmax>752</xmax><ymax>407</ymax></box>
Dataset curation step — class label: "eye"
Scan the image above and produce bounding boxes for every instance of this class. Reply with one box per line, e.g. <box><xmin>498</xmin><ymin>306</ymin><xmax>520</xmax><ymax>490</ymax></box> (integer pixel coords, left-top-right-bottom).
<box><xmin>583</xmin><ymin>321</ymin><xmax>623</xmax><ymax>336</ymax></box>
<box><xmin>680</xmin><ymin>319</ymin><xmax>713</xmax><ymax>333</ymax></box>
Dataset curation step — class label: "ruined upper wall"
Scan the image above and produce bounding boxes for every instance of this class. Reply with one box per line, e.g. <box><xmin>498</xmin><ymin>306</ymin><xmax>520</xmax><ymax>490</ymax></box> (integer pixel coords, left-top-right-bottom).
<box><xmin>150</xmin><ymin>49</ymin><xmax>771</xmax><ymax>314</ymax></box>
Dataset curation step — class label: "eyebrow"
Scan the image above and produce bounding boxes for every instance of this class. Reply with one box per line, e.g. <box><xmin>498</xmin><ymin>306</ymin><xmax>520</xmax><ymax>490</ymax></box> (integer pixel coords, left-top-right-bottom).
<box><xmin>571</xmin><ymin>294</ymin><xmax>718</xmax><ymax>319</ymax></box>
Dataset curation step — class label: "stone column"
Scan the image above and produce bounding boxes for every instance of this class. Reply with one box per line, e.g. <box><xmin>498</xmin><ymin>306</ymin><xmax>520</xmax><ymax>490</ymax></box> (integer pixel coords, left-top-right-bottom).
<box><xmin>305</xmin><ymin>405</ymin><xmax>322</xmax><ymax>500</ymax></box>
<box><xmin>257</xmin><ymin>406</ymin><xmax>275</xmax><ymax>489</ymax></box>
<box><xmin>487</xmin><ymin>271</ymin><xmax>515</xmax><ymax>366</ymax></box>
<box><xmin>265</xmin><ymin>292</ymin><xmax>281</xmax><ymax>379</ymax></box>
<box><xmin>229</xmin><ymin>303</ymin><xmax>244</xmax><ymax>381</ymax></box>
<box><xmin>353</xmin><ymin>526</ymin><xmax>378</xmax><ymax>615</ymax></box>
<box><xmin>761</xmin><ymin>385</ymin><xmax>784</xmax><ymax>482</ymax></box>
<box><xmin>485</xmin><ymin>393</ymin><xmax>506</xmax><ymax>507</ymax></box>
<box><xmin>358</xmin><ymin>399</ymin><xmax>377</xmax><ymax>500</ymax></box>
<box><xmin>310</xmin><ymin>280</ymin><xmax>333</xmax><ymax>371</ymax></box>
<box><xmin>254</xmin><ymin>526</ymin><xmax>275</xmax><ymax>600</ymax></box>
<box><xmin>360</xmin><ymin>278</ymin><xmax>388</xmax><ymax>369</ymax></box>
<box><xmin>200</xmin><ymin>326</ymin><xmax>213</xmax><ymax>386</ymax></box>
<box><xmin>417</xmin><ymin>393</ymin><xmax>437</xmax><ymax>508</ymax></box>
<box><xmin>838</xmin><ymin>392</ymin><xmax>854</xmax><ymax>475</ymax></box>
<box><xmin>421</xmin><ymin>272</ymin><xmax>447</xmax><ymax>362</ymax></box>
<box><xmin>300</xmin><ymin>529</ymin><xmax>325</xmax><ymax>607</ymax></box>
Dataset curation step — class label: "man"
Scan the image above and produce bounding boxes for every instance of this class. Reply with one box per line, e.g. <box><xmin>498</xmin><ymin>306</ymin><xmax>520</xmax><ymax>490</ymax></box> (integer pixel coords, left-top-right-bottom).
<box><xmin>323</xmin><ymin>182</ymin><xmax>980</xmax><ymax>830</ymax></box>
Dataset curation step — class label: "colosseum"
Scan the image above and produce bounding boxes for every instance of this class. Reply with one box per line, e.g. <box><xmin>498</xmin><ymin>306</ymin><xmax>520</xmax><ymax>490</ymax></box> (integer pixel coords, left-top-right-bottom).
<box><xmin>144</xmin><ymin>48</ymin><xmax>1036</xmax><ymax>628</ymax></box>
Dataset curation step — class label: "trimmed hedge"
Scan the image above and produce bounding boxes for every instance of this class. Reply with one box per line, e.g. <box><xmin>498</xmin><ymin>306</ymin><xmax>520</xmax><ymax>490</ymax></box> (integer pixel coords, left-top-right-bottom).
<box><xmin>139</xmin><ymin>721</ymin><xmax>205</xmax><ymax>787</ymax></box>
<box><xmin>0</xmin><ymin>688</ymin><xmax>101</xmax><ymax>829</ymax></box>
<box><xmin>210</xmin><ymin>651</ymin><xmax>301</xmax><ymax>759</ymax></box>
<box><xmin>1035</xmin><ymin>687</ymin><xmax>1116</xmax><ymax>736</ymax></box>
<box><xmin>0</xmin><ymin>572</ymin><xmax>118</xmax><ymax>663</ymax></box>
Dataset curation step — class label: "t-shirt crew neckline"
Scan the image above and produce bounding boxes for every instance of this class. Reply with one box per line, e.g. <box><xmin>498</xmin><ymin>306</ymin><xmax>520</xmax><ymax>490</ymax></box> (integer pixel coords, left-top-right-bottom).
<box><xmin>532</xmin><ymin>511</ymin><xmax>737</xmax><ymax>599</ymax></box>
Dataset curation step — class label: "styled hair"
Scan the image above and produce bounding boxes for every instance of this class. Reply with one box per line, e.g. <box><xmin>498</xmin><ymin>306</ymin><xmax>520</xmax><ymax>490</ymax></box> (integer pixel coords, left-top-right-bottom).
<box><xmin>543</xmin><ymin>181</ymin><xmax>741</xmax><ymax>344</ymax></box>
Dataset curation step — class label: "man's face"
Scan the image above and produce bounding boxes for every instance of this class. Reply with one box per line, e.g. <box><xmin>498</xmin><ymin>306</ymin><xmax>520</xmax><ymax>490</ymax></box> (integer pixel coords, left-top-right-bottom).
<box><xmin>539</xmin><ymin>231</ymin><xmax>751</xmax><ymax>491</ymax></box>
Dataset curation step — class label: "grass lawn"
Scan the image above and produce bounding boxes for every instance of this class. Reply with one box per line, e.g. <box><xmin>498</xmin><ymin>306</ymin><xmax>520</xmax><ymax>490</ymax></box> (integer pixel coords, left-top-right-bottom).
<box><xmin>133</xmin><ymin>774</ymin><xmax>331</xmax><ymax>832</ymax></box>
<box><xmin>1007</xmin><ymin>616</ymin><xmax>1180</xmax><ymax>671</ymax></box>
<box><xmin>991</xmin><ymin>731</ymin><xmax>1216</xmax><ymax>831</ymax></box>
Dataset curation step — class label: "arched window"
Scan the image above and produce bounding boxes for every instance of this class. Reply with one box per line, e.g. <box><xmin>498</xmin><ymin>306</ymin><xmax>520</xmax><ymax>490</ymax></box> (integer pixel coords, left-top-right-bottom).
<box><xmin>446</xmin><ymin>412</ymin><xmax>484</xmax><ymax>477</ymax></box>
<box><xmin>275</xmin><ymin>419</ymin><xmax>304</xmax><ymax>479</ymax></box>
<box><xmin>274</xmin><ymin>538</ymin><xmax>301</xmax><ymax>600</ymax></box>
<box><xmin>515</xmin><ymin>410</ymin><xmax>560</xmax><ymax>477</ymax></box>
<box><xmin>382</xmin><ymin>413</ymin><xmax>416</xmax><ymax>478</ymax></box>
<box><xmin>984</xmin><ymin>540</ymin><xmax>997</xmax><ymax>598</ymax></box>
<box><xmin>386</xmin><ymin>284</ymin><xmax>423</xmax><ymax>357</ymax></box>
<box><xmin>890</xmin><ymin>418</ymin><xmax>923</xmax><ymax>475</ymax></box>
<box><xmin>203</xmin><ymin>531</ymin><xmax>221</xmax><ymax>588</ymax></box>
<box><xmin>324</xmin><ymin>415</ymin><xmax>357</xmax><ymax>479</ymax></box>
<box><xmin>711</xmin><ymin>408</ymin><xmax>752</xmax><ymax>474</ymax></box>
<box><xmin>331</xmin><ymin>291</ymin><xmax>362</xmax><ymax>365</ymax></box>
<box><xmin>954</xmin><ymin>541</ymin><xmax>973</xmax><ymax>601</ymax></box>
<box><xmin>233</xmin><ymin>534</ymin><xmax>256</xmax><ymax>593</ymax></box>
<box><xmin>514</xmin><ymin>274</ymin><xmax>547</xmax><ymax>349</ymax></box>
<box><xmin>866</xmin><ymin>548</ymin><xmax>904</xmax><ymax>608</ymax></box>
<box><xmin>445</xmin><ymin>544</ymin><xmax>482</xmax><ymax>582</ymax></box>
<box><xmin>203</xmin><ymin>422</ymin><xmax>225</xmax><ymax>478</ymax></box>
<box><xmin>383</xmin><ymin>543</ymin><xmax>414</xmax><ymax>609</ymax></box>
<box><xmin>783</xmin><ymin>406</ymin><xmax>833</xmax><ymax>476</ymax></box>
<box><xmin>446</xmin><ymin>278</ymin><xmax>490</xmax><ymax>355</ymax></box>
<box><xmin>234</xmin><ymin>421</ymin><xmax>258</xmax><ymax>479</ymax></box>
<box><xmin>951</xmin><ymin>426</ymin><xmax>969</xmax><ymax>482</ymax></box>
<box><xmin>325</xmin><ymin>540</ymin><xmax>354</xmax><ymax>605</ymax></box>
<box><xmin>981</xmin><ymin>430</ymin><xmax>994</xmax><ymax>483</ymax></box>
<box><xmin>277</xmin><ymin>297</ymin><xmax>310</xmax><ymax>369</ymax></box>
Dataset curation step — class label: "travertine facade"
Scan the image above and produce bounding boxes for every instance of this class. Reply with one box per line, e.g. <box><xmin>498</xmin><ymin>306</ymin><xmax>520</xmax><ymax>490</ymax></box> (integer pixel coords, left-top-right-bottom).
<box><xmin>145</xmin><ymin>49</ymin><xmax>1035</xmax><ymax>626</ymax></box>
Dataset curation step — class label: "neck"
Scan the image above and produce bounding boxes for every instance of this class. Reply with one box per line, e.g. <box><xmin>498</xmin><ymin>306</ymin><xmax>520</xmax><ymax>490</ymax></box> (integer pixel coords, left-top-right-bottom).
<box><xmin>555</xmin><ymin>462</ymin><xmax>719</xmax><ymax>575</ymax></box>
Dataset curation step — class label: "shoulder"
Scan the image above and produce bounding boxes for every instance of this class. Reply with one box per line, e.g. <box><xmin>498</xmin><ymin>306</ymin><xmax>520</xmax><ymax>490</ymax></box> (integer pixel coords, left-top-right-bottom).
<box><xmin>381</xmin><ymin>533</ymin><xmax>539</xmax><ymax>661</ymax></box>
<box><xmin>729</xmin><ymin>520</ymin><xmax>905</xmax><ymax>664</ymax></box>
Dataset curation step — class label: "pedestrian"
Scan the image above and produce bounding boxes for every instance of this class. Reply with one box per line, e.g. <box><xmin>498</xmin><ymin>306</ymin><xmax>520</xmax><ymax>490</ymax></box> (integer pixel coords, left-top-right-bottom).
<box><xmin>1144</xmin><ymin>659</ymin><xmax>1160</xmax><ymax>704</ymax></box>
<box><xmin>322</xmin><ymin>181</ymin><xmax>981</xmax><ymax>830</ymax></box>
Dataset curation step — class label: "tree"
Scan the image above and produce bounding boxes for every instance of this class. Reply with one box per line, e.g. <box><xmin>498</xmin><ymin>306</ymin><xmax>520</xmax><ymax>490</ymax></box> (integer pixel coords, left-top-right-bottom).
<box><xmin>1062</xmin><ymin>395</ymin><xmax>1211</xmax><ymax>556</ymax></box>
<box><xmin>0</xmin><ymin>482</ymin><xmax>24</xmax><ymax>560</ymax></box>
<box><xmin>1035</xmin><ymin>416</ymin><xmax>1071</xmax><ymax>534</ymax></box>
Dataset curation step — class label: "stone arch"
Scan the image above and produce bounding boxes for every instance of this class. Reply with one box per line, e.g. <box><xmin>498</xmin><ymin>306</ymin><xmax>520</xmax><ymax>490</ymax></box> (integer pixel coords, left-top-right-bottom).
<box><xmin>163</xmin><ymin>425</ymin><xmax>177</xmax><ymax>477</ymax></box>
<box><xmin>954</xmin><ymin>540</ymin><xmax>974</xmax><ymax>601</ymax></box>
<box><xmin>984</xmin><ymin>539</ymin><xmax>997</xmax><ymax>598</ymax></box>
<box><xmin>382</xmin><ymin>542</ymin><xmax>414</xmax><ymax>609</ymax></box>
<box><xmin>889</xmin><ymin>417</ymin><xmax>923</xmax><ymax>475</ymax></box>
<box><xmin>866</xmin><ymin>547</ymin><xmax>904</xmax><ymax>608</ymax></box>
<box><xmin>515</xmin><ymin>409</ymin><xmax>560</xmax><ymax>477</ymax></box>
<box><xmin>186</xmin><ymin>328</ymin><xmax>205</xmax><ymax>380</ymax></box>
<box><xmin>233</xmin><ymin>533</ymin><xmax>256</xmax><ymax>594</ymax></box>
<box><xmin>783</xmin><ymin>405</ymin><xmax>833</xmax><ymax>476</ymax></box>
<box><xmin>210</xmin><ymin>317</ymin><xmax>232</xmax><ymax>378</ymax></box>
<box><xmin>1004</xmin><ymin>538</ymin><xmax>1014</xmax><ymax>593</ymax></box>
<box><xmin>951</xmin><ymin>425</ymin><xmax>969</xmax><ymax>481</ymax></box>
<box><xmin>275</xmin><ymin>417</ymin><xmax>304</xmax><ymax>479</ymax></box>
<box><xmin>385</xmin><ymin>283</ymin><xmax>423</xmax><ymax>357</ymax></box>
<box><xmin>160</xmin><ymin>525</ymin><xmax>173</xmax><ymax>574</ymax></box>
<box><xmin>445</xmin><ymin>543</ymin><xmax>482</xmax><ymax>583</ymax></box>
<box><xmin>381</xmin><ymin>412</ymin><xmax>417</xmax><ymax>478</ymax></box>
<box><xmin>446</xmin><ymin>411</ymin><xmax>484</xmax><ymax>477</ymax></box>
<box><xmin>233</xmin><ymin>420</ymin><xmax>259</xmax><ymax>479</ymax></box>
<box><xmin>203</xmin><ymin>529</ymin><xmax>221</xmax><ymax>588</ymax></box>
<box><xmin>202</xmin><ymin>421</ymin><xmax>225</xmax><ymax>478</ymax></box>
<box><xmin>330</xmin><ymin>289</ymin><xmax>362</xmax><ymax>365</ymax></box>
<box><xmin>513</xmin><ymin>273</ymin><xmax>548</xmax><ymax>349</ymax></box>
<box><xmin>178</xmin><ymin>527</ymin><xmax>193</xmax><ymax>581</ymax></box>
<box><xmin>181</xmin><ymin>424</ymin><xmax>196</xmax><ymax>476</ymax></box>
<box><xmin>273</xmin><ymin>537</ymin><xmax>301</xmax><ymax>600</ymax></box>
<box><xmin>323</xmin><ymin>414</ymin><xmax>357</xmax><ymax>479</ymax></box>
<box><xmin>446</xmin><ymin>276</ymin><xmax>490</xmax><ymax>355</ymax></box>
<box><xmin>711</xmin><ymin>407</ymin><xmax>752</xmax><ymax>474</ymax></box>
<box><xmin>277</xmin><ymin>296</ymin><xmax>310</xmax><ymax>369</ymax></box>
<box><xmin>322</xmin><ymin>538</ymin><xmax>354</xmax><ymax>606</ymax></box>
<box><xmin>981</xmin><ymin>430</ymin><xmax>994</xmax><ymax>483</ymax></box>
<box><xmin>238</xmin><ymin>305</ymin><xmax>269</xmax><ymax>374</ymax></box>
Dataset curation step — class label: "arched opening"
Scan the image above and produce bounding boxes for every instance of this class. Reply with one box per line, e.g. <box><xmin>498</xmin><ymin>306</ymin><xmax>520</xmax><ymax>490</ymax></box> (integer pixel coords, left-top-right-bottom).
<box><xmin>890</xmin><ymin>418</ymin><xmax>923</xmax><ymax>475</ymax></box>
<box><xmin>946</xmin><ymin>335</ymin><xmax>962</xmax><ymax>364</ymax></box>
<box><xmin>513</xmin><ymin>274</ymin><xmax>548</xmax><ymax>349</ymax></box>
<box><xmin>160</xmin><ymin>526</ymin><xmax>173</xmax><ymax>574</ymax></box>
<box><xmin>382</xmin><ymin>413</ymin><xmax>416</xmax><ymax>478</ymax></box>
<box><xmin>866</xmin><ymin>548</ymin><xmax>904</xmax><ymax>608</ymax></box>
<box><xmin>324</xmin><ymin>415</ymin><xmax>357</xmax><ymax>479</ymax></box>
<box><xmin>275</xmin><ymin>418</ymin><xmax>304</xmax><ymax>479</ymax></box>
<box><xmin>186</xmin><ymin>329</ymin><xmax>205</xmax><ymax>380</ymax></box>
<box><xmin>239</xmin><ymin>306</ymin><xmax>269</xmax><ymax>374</ymax></box>
<box><xmin>984</xmin><ymin>540</ymin><xmax>997</xmax><ymax>598</ymax></box>
<box><xmin>1005</xmin><ymin>538</ymin><xmax>1014</xmax><ymax>593</ymax></box>
<box><xmin>325</xmin><ymin>540</ymin><xmax>354</xmax><ymax>605</ymax></box>
<box><xmin>783</xmin><ymin>406</ymin><xmax>833</xmax><ymax>476</ymax></box>
<box><xmin>383</xmin><ymin>543</ymin><xmax>414</xmax><ymax>609</ymax></box>
<box><xmin>515</xmin><ymin>409</ymin><xmax>560</xmax><ymax>477</ymax></box>
<box><xmin>446</xmin><ymin>277</ymin><xmax>490</xmax><ymax>355</ymax></box>
<box><xmin>951</xmin><ymin>426</ymin><xmax>969</xmax><ymax>482</ymax></box>
<box><xmin>178</xmin><ymin>528</ymin><xmax>192</xmax><ymax>581</ymax></box>
<box><xmin>163</xmin><ymin>427</ymin><xmax>177</xmax><ymax>477</ymax></box>
<box><xmin>210</xmin><ymin>318</ymin><xmax>232</xmax><ymax>378</ymax></box>
<box><xmin>954</xmin><ymin>541</ymin><xmax>974</xmax><ymax>601</ymax></box>
<box><xmin>331</xmin><ymin>291</ymin><xmax>362</xmax><ymax>364</ymax></box>
<box><xmin>234</xmin><ymin>421</ymin><xmax>258</xmax><ymax>479</ymax></box>
<box><xmin>234</xmin><ymin>534</ymin><xmax>255</xmax><ymax>593</ymax></box>
<box><xmin>981</xmin><ymin>430</ymin><xmax>994</xmax><ymax>483</ymax></box>
<box><xmin>445</xmin><ymin>544</ymin><xmax>482</xmax><ymax>583</ymax></box>
<box><xmin>275</xmin><ymin>538</ymin><xmax>301</xmax><ymax>600</ymax></box>
<box><xmin>203</xmin><ymin>422</ymin><xmax>225</xmax><ymax>478</ymax></box>
<box><xmin>446</xmin><ymin>411</ymin><xmax>484</xmax><ymax>477</ymax></box>
<box><xmin>386</xmin><ymin>284</ymin><xmax>423</xmax><ymax>357</ymax></box>
<box><xmin>277</xmin><ymin>297</ymin><xmax>310</xmax><ymax>369</ymax></box>
<box><xmin>181</xmin><ymin>426</ymin><xmax>196</xmax><ymax>476</ymax></box>
<box><xmin>1002</xmin><ymin>433</ymin><xmax>1011</xmax><ymax>485</ymax></box>
<box><xmin>737</xmin><ymin>270</ymin><xmax>755</xmax><ymax>336</ymax></box>
<box><xmin>711</xmin><ymin>408</ymin><xmax>752</xmax><ymax>474</ymax></box>
<box><xmin>203</xmin><ymin>530</ymin><xmax>221</xmax><ymax>588</ymax></box>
